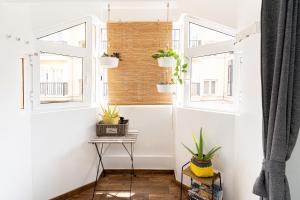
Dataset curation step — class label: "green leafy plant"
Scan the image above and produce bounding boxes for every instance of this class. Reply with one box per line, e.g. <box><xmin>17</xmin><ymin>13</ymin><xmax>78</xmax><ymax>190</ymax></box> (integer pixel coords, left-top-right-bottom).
<box><xmin>102</xmin><ymin>52</ymin><xmax>121</xmax><ymax>60</ymax></box>
<box><xmin>182</xmin><ymin>128</ymin><xmax>221</xmax><ymax>161</ymax></box>
<box><xmin>152</xmin><ymin>49</ymin><xmax>188</xmax><ymax>84</ymax></box>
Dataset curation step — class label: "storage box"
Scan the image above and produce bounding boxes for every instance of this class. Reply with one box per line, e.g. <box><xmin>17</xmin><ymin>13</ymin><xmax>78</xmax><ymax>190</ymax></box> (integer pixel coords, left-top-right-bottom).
<box><xmin>96</xmin><ymin>120</ymin><xmax>129</xmax><ymax>137</ymax></box>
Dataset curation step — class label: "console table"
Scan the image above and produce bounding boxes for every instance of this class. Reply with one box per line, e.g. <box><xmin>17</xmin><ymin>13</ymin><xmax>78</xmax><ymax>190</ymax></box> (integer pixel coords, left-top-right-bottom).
<box><xmin>88</xmin><ymin>130</ymin><xmax>139</xmax><ymax>200</ymax></box>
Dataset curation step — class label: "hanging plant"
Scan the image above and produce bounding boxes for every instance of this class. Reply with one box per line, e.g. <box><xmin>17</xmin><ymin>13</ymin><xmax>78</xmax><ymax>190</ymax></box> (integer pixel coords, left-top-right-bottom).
<box><xmin>99</xmin><ymin>52</ymin><xmax>121</xmax><ymax>68</ymax></box>
<box><xmin>152</xmin><ymin>49</ymin><xmax>188</xmax><ymax>84</ymax></box>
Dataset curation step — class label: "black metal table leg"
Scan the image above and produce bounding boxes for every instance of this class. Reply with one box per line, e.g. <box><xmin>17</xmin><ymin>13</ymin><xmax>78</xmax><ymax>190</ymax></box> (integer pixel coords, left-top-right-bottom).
<box><xmin>121</xmin><ymin>142</ymin><xmax>135</xmax><ymax>200</ymax></box>
<box><xmin>92</xmin><ymin>143</ymin><xmax>105</xmax><ymax>200</ymax></box>
<box><xmin>180</xmin><ymin>161</ymin><xmax>190</xmax><ymax>200</ymax></box>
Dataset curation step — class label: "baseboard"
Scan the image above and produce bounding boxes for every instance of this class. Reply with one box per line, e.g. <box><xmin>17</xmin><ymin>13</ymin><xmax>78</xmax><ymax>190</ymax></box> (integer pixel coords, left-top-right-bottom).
<box><xmin>50</xmin><ymin>169</ymin><xmax>175</xmax><ymax>200</ymax></box>
<box><xmin>104</xmin><ymin>169</ymin><xmax>174</xmax><ymax>175</ymax></box>
<box><xmin>102</xmin><ymin>154</ymin><xmax>175</xmax><ymax>169</ymax></box>
<box><xmin>49</xmin><ymin>181</ymin><xmax>96</xmax><ymax>200</ymax></box>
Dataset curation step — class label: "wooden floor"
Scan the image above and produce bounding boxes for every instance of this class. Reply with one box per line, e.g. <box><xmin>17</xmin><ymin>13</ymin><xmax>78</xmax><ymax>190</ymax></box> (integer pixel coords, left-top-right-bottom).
<box><xmin>67</xmin><ymin>171</ymin><xmax>188</xmax><ymax>200</ymax></box>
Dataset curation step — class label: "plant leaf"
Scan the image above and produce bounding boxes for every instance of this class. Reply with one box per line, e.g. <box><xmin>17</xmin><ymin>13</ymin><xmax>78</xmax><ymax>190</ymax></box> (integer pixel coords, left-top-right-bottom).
<box><xmin>192</xmin><ymin>133</ymin><xmax>199</xmax><ymax>156</ymax></box>
<box><xmin>204</xmin><ymin>146</ymin><xmax>221</xmax><ymax>160</ymax></box>
<box><xmin>182</xmin><ymin>143</ymin><xmax>196</xmax><ymax>157</ymax></box>
<box><xmin>199</xmin><ymin>128</ymin><xmax>203</xmax><ymax>160</ymax></box>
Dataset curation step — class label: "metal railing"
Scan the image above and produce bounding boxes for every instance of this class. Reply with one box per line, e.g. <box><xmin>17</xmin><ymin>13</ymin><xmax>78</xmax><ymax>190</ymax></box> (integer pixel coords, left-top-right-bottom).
<box><xmin>189</xmin><ymin>40</ymin><xmax>202</xmax><ymax>48</ymax></box>
<box><xmin>40</xmin><ymin>82</ymin><xmax>68</xmax><ymax>96</ymax></box>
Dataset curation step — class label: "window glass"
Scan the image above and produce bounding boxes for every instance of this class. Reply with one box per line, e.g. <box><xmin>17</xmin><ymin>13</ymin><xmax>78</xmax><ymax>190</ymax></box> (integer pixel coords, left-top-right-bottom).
<box><xmin>203</xmin><ymin>81</ymin><xmax>210</xmax><ymax>95</ymax></box>
<box><xmin>211</xmin><ymin>80</ymin><xmax>216</xmax><ymax>94</ymax></box>
<box><xmin>191</xmin><ymin>82</ymin><xmax>201</xmax><ymax>97</ymax></box>
<box><xmin>20</xmin><ymin>58</ymin><xmax>25</xmax><ymax>109</ymax></box>
<box><xmin>172</xmin><ymin>29</ymin><xmax>180</xmax><ymax>52</ymax></box>
<box><xmin>39</xmin><ymin>53</ymin><xmax>83</xmax><ymax>104</ymax></box>
<box><xmin>189</xmin><ymin>23</ymin><xmax>233</xmax><ymax>48</ymax></box>
<box><xmin>191</xmin><ymin>52</ymin><xmax>233</xmax><ymax>103</ymax></box>
<box><xmin>100</xmin><ymin>28</ymin><xmax>107</xmax><ymax>53</ymax></box>
<box><xmin>39</xmin><ymin>23</ymin><xmax>86</xmax><ymax>48</ymax></box>
<box><xmin>103</xmin><ymin>68</ymin><xmax>108</xmax><ymax>99</ymax></box>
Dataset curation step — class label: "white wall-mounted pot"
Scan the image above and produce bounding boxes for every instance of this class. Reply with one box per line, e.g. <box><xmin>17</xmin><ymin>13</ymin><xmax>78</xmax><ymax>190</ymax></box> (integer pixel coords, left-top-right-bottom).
<box><xmin>99</xmin><ymin>57</ymin><xmax>119</xmax><ymax>68</ymax></box>
<box><xmin>156</xmin><ymin>84</ymin><xmax>176</xmax><ymax>93</ymax></box>
<box><xmin>157</xmin><ymin>57</ymin><xmax>176</xmax><ymax>68</ymax></box>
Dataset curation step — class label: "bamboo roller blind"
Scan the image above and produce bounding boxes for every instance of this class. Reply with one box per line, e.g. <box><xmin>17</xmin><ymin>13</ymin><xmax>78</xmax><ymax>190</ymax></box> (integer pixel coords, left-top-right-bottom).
<box><xmin>107</xmin><ymin>22</ymin><xmax>173</xmax><ymax>105</ymax></box>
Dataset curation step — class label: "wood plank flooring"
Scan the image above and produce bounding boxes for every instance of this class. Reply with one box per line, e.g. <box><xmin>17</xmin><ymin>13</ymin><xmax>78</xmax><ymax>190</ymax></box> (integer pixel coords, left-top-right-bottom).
<box><xmin>67</xmin><ymin>171</ymin><xmax>188</xmax><ymax>200</ymax></box>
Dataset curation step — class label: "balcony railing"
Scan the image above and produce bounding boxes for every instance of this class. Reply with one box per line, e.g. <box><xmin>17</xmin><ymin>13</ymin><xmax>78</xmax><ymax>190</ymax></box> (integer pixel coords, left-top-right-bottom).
<box><xmin>40</xmin><ymin>82</ymin><xmax>68</xmax><ymax>96</ymax></box>
<box><xmin>189</xmin><ymin>40</ymin><xmax>202</xmax><ymax>48</ymax></box>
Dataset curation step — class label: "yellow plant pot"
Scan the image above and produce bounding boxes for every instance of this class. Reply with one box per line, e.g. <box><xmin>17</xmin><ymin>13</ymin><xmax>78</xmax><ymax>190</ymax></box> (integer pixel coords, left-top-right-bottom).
<box><xmin>190</xmin><ymin>158</ymin><xmax>214</xmax><ymax>177</ymax></box>
<box><xmin>102</xmin><ymin>116</ymin><xmax>119</xmax><ymax>125</ymax></box>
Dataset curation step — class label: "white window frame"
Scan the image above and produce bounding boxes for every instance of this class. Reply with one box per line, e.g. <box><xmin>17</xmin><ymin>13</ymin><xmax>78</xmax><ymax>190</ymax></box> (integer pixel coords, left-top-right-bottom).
<box><xmin>32</xmin><ymin>17</ymin><xmax>94</xmax><ymax>111</ymax></box>
<box><xmin>183</xmin><ymin>16</ymin><xmax>237</xmax><ymax>113</ymax></box>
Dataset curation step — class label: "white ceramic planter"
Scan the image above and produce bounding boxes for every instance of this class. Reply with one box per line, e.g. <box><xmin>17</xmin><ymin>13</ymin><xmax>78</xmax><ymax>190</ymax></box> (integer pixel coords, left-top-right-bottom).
<box><xmin>156</xmin><ymin>84</ymin><xmax>176</xmax><ymax>93</ymax></box>
<box><xmin>157</xmin><ymin>57</ymin><xmax>176</xmax><ymax>68</ymax></box>
<box><xmin>99</xmin><ymin>57</ymin><xmax>119</xmax><ymax>68</ymax></box>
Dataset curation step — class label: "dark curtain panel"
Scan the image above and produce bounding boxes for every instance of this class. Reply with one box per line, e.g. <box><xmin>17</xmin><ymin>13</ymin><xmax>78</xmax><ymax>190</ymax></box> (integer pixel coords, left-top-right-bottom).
<box><xmin>253</xmin><ymin>0</ymin><xmax>300</xmax><ymax>199</ymax></box>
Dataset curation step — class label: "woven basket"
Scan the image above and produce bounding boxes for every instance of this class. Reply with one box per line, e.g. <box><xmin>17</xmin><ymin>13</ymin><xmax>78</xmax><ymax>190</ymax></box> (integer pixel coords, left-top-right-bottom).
<box><xmin>96</xmin><ymin>120</ymin><xmax>129</xmax><ymax>137</ymax></box>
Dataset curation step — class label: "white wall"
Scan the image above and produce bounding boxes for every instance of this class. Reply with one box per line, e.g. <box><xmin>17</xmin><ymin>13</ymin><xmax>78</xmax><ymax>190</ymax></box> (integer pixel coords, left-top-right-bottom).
<box><xmin>103</xmin><ymin>106</ymin><xmax>175</xmax><ymax>169</ymax></box>
<box><xmin>31</xmin><ymin>108</ymin><xmax>98</xmax><ymax>200</ymax></box>
<box><xmin>0</xmin><ymin>3</ymin><xmax>34</xmax><ymax>200</ymax></box>
<box><xmin>233</xmin><ymin>34</ymin><xmax>262</xmax><ymax>200</ymax></box>
<box><xmin>174</xmin><ymin>108</ymin><xmax>236</xmax><ymax>200</ymax></box>
<box><xmin>177</xmin><ymin>0</ymin><xmax>237</xmax><ymax>28</ymax></box>
<box><xmin>30</xmin><ymin>105</ymin><xmax>174</xmax><ymax>199</ymax></box>
<box><xmin>26</xmin><ymin>0</ymin><xmax>237</xmax><ymax>32</ymax></box>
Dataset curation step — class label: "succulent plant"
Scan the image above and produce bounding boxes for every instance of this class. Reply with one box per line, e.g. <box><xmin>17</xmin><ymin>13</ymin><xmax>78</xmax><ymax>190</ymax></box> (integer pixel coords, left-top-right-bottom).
<box><xmin>100</xmin><ymin>105</ymin><xmax>120</xmax><ymax>125</ymax></box>
<box><xmin>182</xmin><ymin>128</ymin><xmax>221</xmax><ymax>161</ymax></box>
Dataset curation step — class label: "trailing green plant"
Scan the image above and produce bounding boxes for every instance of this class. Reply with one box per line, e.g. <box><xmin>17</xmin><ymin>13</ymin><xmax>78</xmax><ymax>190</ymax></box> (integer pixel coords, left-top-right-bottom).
<box><xmin>152</xmin><ymin>49</ymin><xmax>188</xmax><ymax>84</ymax></box>
<box><xmin>182</xmin><ymin>128</ymin><xmax>221</xmax><ymax>161</ymax></box>
<box><xmin>102</xmin><ymin>52</ymin><xmax>121</xmax><ymax>60</ymax></box>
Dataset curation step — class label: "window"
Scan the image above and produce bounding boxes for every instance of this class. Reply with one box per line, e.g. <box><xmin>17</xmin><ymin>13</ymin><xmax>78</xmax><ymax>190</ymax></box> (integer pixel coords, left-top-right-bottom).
<box><xmin>191</xmin><ymin>82</ymin><xmax>201</xmax><ymax>97</ymax></box>
<box><xmin>38</xmin><ymin>23</ymin><xmax>86</xmax><ymax>48</ymax></box>
<box><xmin>191</xmin><ymin>53</ymin><xmax>233</xmax><ymax>103</ymax></box>
<box><xmin>20</xmin><ymin>58</ymin><xmax>25</xmax><ymax>109</ymax></box>
<box><xmin>33</xmin><ymin>17</ymin><xmax>93</xmax><ymax>110</ymax></box>
<box><xmin>172</xmin><ymin>29</ymin><xmax>180</xmax><ymax>52</ymax></box>
<box><xmin>99</xmin><ymin>27</ymin><xmax>108</xmax><ymax>101</ymax></box>
<box><xmin>189</xmin><ymin>23</ymin><xmax>233</xmax><ymax>48</ymax></box>
<box><xmin>39</xmin><ymin>53</ymin><xmax>83</xmax><ymax>104</ymax></box>
<box><xmin>100</xmin><ymin>28</ymin><xmax>107</xmax><ymax>54</ymax></box>
<box><xmin>184</xmin><ymin>16</ymin><xmax>235</xmax><ymax>110</ymax></box>
<box><xmin>227</xmin><ymin>59</ymin><xmax>233</xmax><ymax>96</ymax></box>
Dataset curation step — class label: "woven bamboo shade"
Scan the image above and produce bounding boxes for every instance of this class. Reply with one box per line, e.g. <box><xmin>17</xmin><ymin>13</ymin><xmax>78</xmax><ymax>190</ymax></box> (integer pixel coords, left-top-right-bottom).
<box><xmin>107</xmin><ymin>22</ymin><xmax>173</xmax><ymax>105</ymax></box>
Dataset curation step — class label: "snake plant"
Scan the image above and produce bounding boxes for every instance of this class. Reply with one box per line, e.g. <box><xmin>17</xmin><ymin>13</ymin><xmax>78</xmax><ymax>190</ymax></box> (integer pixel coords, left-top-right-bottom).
<box><xmin>182</xmin><ymin>128</ymin><xmax>221</xmax><ymax>161</ymax></box>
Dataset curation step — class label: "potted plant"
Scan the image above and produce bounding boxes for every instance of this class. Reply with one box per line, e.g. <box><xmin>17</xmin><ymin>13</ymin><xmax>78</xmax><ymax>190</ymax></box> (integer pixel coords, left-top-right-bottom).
<box><xmin>152</xmin><ymin>49</ymin><xmax>188</xmax><ymax>93</ymax></box>
<box><xmin>152</xmin><ymin>49</ymin><xmax>179</xmax><ymax>68</ymax></box>
<box><xmin>156</xmin><ymin>79</ymin><xmax>177</xmax><ymax>93</ymax></box>
<box><xmin>152</xmin><ymin>49</ymin><xmax>177</xmax><ymax>68</ymax></box>
<box><xmin>182</xmin><ymin>128</ymin><xmax>221</xmax><ymax>177</ymax></box>
<box><xmin>100</xmin><ymin>105</ymin><xmax>120</xmax><ymax>125</ymax></box>
<box><xmin>99</xmin><ymin>52</ymin><xmax>121</xmax><ymax>68</ymax></box>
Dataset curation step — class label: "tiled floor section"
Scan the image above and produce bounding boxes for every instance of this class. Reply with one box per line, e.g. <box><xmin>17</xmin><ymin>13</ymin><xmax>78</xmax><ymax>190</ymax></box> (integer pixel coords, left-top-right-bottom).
<box><xmin>67</xmin><ymin>172</ymin><xmax>188</xmax><ymax>200</ymax></box>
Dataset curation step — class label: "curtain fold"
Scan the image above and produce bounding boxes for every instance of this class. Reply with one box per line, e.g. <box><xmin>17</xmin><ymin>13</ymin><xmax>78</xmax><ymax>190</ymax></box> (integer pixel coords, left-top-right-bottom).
<box><xmin>253</xmin><ymin>0</ymin><xmax>300</xmax><ymax>199</ymax></box>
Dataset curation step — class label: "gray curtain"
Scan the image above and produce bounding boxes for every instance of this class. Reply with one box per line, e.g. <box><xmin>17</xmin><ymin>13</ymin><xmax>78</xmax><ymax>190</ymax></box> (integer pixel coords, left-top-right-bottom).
<box><xmin>253</xmin><ymin>0</ymin><xmax>300</xmax><ymax>199</ymax></box>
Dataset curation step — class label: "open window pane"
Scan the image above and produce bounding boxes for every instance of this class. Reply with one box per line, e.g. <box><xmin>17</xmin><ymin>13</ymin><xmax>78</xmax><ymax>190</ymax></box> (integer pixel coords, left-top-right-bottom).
<box><xmin>39</xmin><ymin>23</ymin><xmax>86</xmax><ymax>48</ymax></box>
<box><xmin>189</xmin><ymin>23</ymin><xmax>233</xmax><ymax>48</ymax></box>
<box><xmin>40</xmin><ymin>53</ymin><xmax>83</xmax><ymax>104</ymax></box>
<box><xmin>191</xmin><ymin>52</ymin><xmax>233</xmax><ymax>103</ymax></box>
